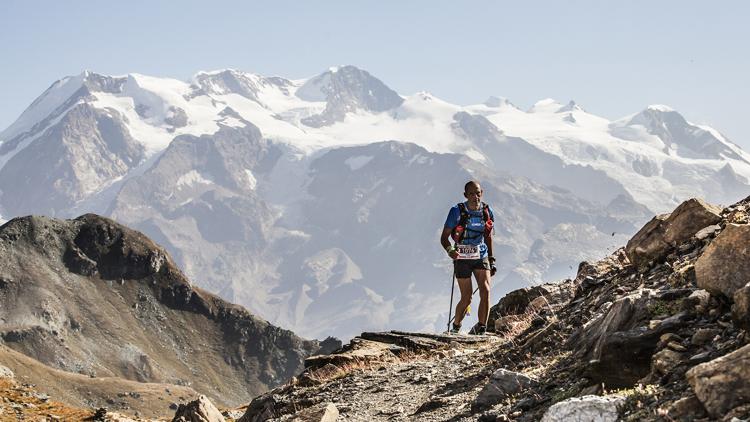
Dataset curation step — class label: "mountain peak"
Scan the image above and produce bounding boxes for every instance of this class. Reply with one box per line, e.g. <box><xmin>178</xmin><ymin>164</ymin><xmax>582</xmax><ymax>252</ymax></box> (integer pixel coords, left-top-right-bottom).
<box><xmin>1</xmin><ymin>71</ymin><xmax>96</xmax><ymax>142</ymax></box>
<box><xmin>646</xmin><ymin>104</ymin><xmax>675</xmax><ymax>113</ymax></box>
<box><xmin>614</xmin><ymin>105</ymin><xmax>747</xmax><ymax>163</ymax></box>
<box><xmin>557</xmin><ymin>100</ymin><xmax>584</xmax><ymax>113</ymax></box>
<box><xmin>298</xmin><ymin>65</ymin><xmax>403</xmax><ymax>127</ymax></box>
<box><xmin>190</xmin><ymin>69</ymin><xmax>293</xmax><ymax>104</ymax></box>
<box><xmin>528</xmin><ymin>98</ymin><xmax>564</xmax><ymax>113</ymax></box>
<box><xmin>483</xmin><ymin>96</ymin><xmax>515</xmax><ymax>108</ymax></box>
<box><xmin>194</xmin><ymin>68</ymin><xmax>242</xmax><ymax>77</ymax></box>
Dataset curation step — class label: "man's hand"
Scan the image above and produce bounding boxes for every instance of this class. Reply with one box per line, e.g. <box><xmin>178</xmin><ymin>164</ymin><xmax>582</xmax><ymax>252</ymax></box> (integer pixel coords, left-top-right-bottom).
<box><xmin>489</xmin><ymin>256</ymin><xmax>497</xmax><ymax>276</ymax></box>
<box><xmin>447</xmin><ymin>246</ymin><xmax>458</xmax><ymax>260</ymax></box>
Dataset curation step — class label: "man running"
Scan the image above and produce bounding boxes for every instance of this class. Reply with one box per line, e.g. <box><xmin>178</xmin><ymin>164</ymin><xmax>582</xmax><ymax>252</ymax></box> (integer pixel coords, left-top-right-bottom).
<box><xmin>440</xmin><ymin>180</ymin><xmax>496</xmax><ymax>334</ymax></box>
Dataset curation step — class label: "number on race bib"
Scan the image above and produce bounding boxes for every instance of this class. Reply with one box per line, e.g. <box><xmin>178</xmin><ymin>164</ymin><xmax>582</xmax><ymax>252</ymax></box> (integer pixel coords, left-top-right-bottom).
<box><xmin>456</xmin><ymin>245</ymin><xmax>480</xmax><ymax>260</ymax></box>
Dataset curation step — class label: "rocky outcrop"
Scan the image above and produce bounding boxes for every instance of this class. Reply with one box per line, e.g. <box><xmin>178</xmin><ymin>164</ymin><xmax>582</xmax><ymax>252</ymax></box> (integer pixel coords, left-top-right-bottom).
<box><xmin>625</xmin><ymin>198</ymin><xmax>721</xmax><ymax>268</ymax></box>
<box><xmin>695</xmin><ymin>223</ymin><xmax>750</xmax><ymax>298</ymax></box>
<box><xmin>540</xmin><ymin>395</ymin><xmax>625</xmax><ymax>422</ymax></box>
<box><xmin>566</xmin><ymin>290</ymin><xmax>666</xmax><ymax>387</ymax></box>
<box><xmin>303</xmin><ymin>338</ymin><xmax>400</xmax><ymax>370</ymax></box>
<box><xmin>303</xmin><ymin>331</ymin><xmax>489</xmax><ymax>374</ymax></box>
<box><xmin>172</xmin><ymin>395</ymin><xmax>225</xmax><ymax>422</ymax></box>
<box><xmin>651</xmin><ymin>347</ymin><xmax>685</xmax><ymax>375</ymax></box>
<box><xmin>487</xmin><ymin>281</ymin><xmax>575</xmax><ymax>330</ymax></box>
<box><xmin>686</xmin><ymin>343</ymin><xmax>750</xmax><ymax>418</ymax></box>
<box><xmin>292</xmin><ymin>403</ymin><xmax>339</xmax><ymax>422</ymax></box>
<box><xmin>474</xmin><ymin>369</ymin><xmax>538</xmax><ymax>409</ymax></box>
<box><xmin>666</xmin><ymin>395</ymin><xmax>707</xmax><ymax>420</ymax></box>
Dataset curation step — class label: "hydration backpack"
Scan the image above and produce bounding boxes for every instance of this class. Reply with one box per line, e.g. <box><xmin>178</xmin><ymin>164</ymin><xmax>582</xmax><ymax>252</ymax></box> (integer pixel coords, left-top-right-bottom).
<box><xmin>451</xmin><ymin>202</ymin><xmax>493</xmax><ymax>243</ymax></box>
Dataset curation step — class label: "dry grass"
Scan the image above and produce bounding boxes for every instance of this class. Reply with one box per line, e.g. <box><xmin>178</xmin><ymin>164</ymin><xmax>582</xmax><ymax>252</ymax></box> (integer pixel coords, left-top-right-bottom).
<box><xmin>524</xmin><ymin>350</ymin><xmax>571</xmax><ymax>379</ymax></box>
<box><xmin>493</xmin><ymin>306</ymin><xmax>543</xmax><ymax>345</ymax></box>
<box><xmin>0</xmin><ymin>377</ymin><xmax>93</xmax><ymax>421</ymax></box>
<box><xmin>605</xmin><ymin>384</ymin><xmax>662</xmax><ymax>421</ymax></box>
<box><xmin>0</xmin><ymin>344</ymin><xmax>201</xmax><ymax>420</ymax></box>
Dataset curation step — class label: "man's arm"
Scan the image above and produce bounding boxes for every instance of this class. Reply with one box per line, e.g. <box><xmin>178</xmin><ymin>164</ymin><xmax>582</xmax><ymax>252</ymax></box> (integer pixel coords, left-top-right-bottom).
<box><xmin>441</xmin><ymin>227</ymin><xmax>458</xmax><ymax>259</ymax></box>
<box><xmin>485</xmin><ymin>206</ymin><xmax>496</xmax><ymax>275</ymax></box>
<box><xmin>485</xmin><ymin>231</ymin><xmax>494</xmax><ymax>260</ymax></box>
<box><xmin>485</xmin><ymin>232</ymin><xmax>496</xmax><ymax>276</ymax></box>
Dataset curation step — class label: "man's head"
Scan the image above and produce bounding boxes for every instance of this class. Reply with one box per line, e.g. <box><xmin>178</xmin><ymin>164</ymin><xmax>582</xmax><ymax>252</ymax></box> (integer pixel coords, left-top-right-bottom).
<box><xmin>464</xmin><ymin>181</ymin><xmax>482</xmax><ymax>207</ymax></box>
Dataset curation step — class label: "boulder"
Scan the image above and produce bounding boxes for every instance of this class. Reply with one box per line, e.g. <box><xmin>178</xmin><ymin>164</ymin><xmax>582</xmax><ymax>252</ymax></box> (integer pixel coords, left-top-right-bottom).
<box><xmin>682</xmin><ymin>289</ymin><xmax>711</xmax><ymax>314</ymax></box>
<box><xmin>732</xmin><ymin>283</ymin><xmax>750</xmax><ymax>330</ymax></box>
<box><xmin>652</xmin><ymin>348</ymin><xmax>685</xmax><ymax>375</ymax></box>
<box><xmin>695</xmin><ymin>224</ymin><xmax>721</xmax><ymax>240</ymax></box>
<box><xmin>238</xmin><ymin>393</ymin><xmax>279</xmax><ymax>422</ymax></box>
<box><xmin>667</xmin><ymin>395</ymin><xmax>707</xmax><ymax>420</ymax></box>
<box><xmin>695</xmin><ymin>224</ymin><xmax>750</xmax><ymax>298</ymax></box>
<box><xmin>487</xmin><ymin>281</ymin><xmax>575</xmax><ymax>329</ymax></box>
<box><xmin>686</xmin><ymin>343</ymin><xmax>750</xmax><ymax>418</ymax></box>
<box><xmin>474</xmin><ymin>368</ymin><xmax>538</xmax><ymax>409</ymax></box>
<box><xmin>493</xmin><ymin>315</ymin><xmax>527</xmax><ymax>334</ymax></box>
<box><xmin>540</xmin><ymin>395</ymin><xmax>625</xmax><ymax>422</ymax></box>
<box><xmin>691</xmin><ymin>328</ymin><xmax>721</xmax><ymax>346</ymax></box>
<box><xmin>488</xmin><ymin>287</ymin><xmax>543</xmax><ymax>319</ymax></box>
<box><xmin>625</xmin><ymin>214</ymin><xmax>669</xmax><ymax>268</ymax></box>
<box><xmin>172</xmin><ymin>395</ymin><xmax>225</xmax><ymax>422</ymax></box>
<box><xmin>292</xmin><ymin>403</ymin><xmax>338</xmax><ymax>422</ymax></box>
<box><xmin>304</xmin><ymin>338</ymin><xmax>399</xmax><ymax>370</ymax></box>
<box><xmin>626</xmin><ymin>198</ymin><xmax>721</xmax><ymax>267</ymax></box>
<box><xmin>568</xmin><ymin>291</ymin><xmax>664</xmax><ymax>387</ymax></box>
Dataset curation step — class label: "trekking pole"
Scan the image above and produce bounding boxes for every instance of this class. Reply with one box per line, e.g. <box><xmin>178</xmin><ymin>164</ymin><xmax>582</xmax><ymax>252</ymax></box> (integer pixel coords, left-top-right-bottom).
<box><xmin>447</xmin><ymin>268</ymin><xmax>456</xmax><ymax>332</ymax></box>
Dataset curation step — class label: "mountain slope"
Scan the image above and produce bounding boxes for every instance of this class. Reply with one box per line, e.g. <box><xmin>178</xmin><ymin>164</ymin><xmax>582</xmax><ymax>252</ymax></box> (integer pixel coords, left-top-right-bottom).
<box><xmin>102</xmin><ymin>131</ymin><xmax>642</xmax><ymax>339</ymax></box>
<box><xmin>0</xmin><ymin>344</ymin><xmax>199</xmax><ymax>419</ymax></box>
<box><xmin>0</xmin><ymin>214</ymin><xmax>324</xmax><ymax>412</ymax></box>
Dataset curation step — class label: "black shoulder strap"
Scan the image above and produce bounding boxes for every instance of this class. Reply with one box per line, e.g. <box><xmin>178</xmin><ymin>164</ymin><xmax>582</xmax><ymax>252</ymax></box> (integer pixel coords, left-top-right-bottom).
<box><xmin>457</xmin><ymin>202</ymin><xmax>468</xmax><ymax>226</ymax></box>
<box><xmin>482</xmin><ymin>202</ymin><xmax>491</xmax><ymax>222</ymax></box>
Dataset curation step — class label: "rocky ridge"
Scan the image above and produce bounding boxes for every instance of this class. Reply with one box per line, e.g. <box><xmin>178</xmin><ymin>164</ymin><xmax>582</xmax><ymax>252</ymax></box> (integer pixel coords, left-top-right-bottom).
<box><xmin>0</xmin><ymin>214</ymin><xmax>333</xmax><ymax>418</ymax></box>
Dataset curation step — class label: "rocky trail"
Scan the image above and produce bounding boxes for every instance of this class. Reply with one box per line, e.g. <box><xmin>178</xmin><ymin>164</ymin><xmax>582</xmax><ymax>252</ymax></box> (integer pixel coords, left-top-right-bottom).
<box><xmin>241</xmin><ymin>332</ymin><xmax>503</xmax><ymax>422</ymax></box>
<box><xmin>236</xmin><ymin>197</ymin><xmax>750</xmax><ymax>422</ymax></box>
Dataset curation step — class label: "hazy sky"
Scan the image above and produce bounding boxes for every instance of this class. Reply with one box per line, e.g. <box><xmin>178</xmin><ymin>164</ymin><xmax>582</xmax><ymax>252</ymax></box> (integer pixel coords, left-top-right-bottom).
<box><xmin>2</xmin><ymin>1</ymin><xmax>748</xmax><ymax>147</ymax></box>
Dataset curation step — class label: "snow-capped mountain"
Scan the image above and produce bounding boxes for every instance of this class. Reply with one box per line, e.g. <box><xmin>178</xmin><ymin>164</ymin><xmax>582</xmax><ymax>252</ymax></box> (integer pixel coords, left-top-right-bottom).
<box><xmin>0</xmin><ymin>65</ymin><xmax>746</xmax><ymax>339</ymax></box>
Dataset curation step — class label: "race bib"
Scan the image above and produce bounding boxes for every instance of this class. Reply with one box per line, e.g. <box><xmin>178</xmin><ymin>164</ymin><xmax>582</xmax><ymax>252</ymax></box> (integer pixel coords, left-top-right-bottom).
<box><xmin>456</xmin><ymin>244</ymin><xmax>480</xmax><ymax>260</ymax></box>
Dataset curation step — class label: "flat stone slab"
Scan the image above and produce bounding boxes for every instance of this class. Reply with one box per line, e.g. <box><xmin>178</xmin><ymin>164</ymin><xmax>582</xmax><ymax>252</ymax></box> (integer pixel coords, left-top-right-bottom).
<box><xmin>305</xmin><ymin>330</ymin><xmax>494</xmax><ymax>370</ymax></box>
<box><xmin>366</xmin><ymin>330</ymin><xmax>490</xmax><ymax>345</ymax></box>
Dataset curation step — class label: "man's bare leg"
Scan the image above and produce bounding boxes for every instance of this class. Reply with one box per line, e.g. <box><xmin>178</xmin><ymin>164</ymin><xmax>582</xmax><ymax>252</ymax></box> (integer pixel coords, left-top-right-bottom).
<box><xmin>453</xmin><ymin>277</ymin><xmax>473</xmax><ymax>327</ymax></box>
<box><xmin>474</xmin><ymin>269</ymin><xmax>491</xmax><ymax>325</ymax></box>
